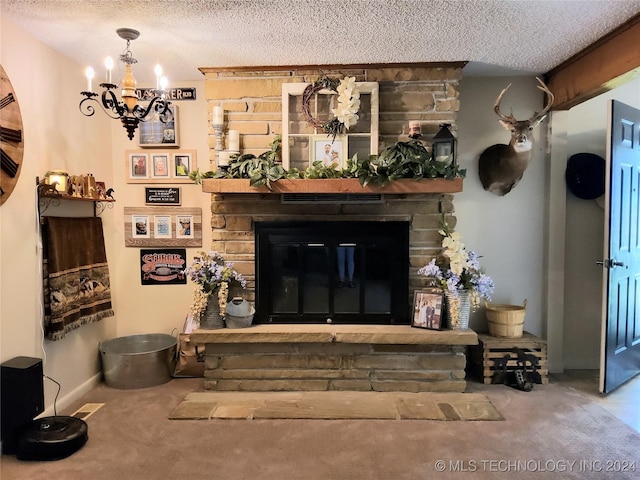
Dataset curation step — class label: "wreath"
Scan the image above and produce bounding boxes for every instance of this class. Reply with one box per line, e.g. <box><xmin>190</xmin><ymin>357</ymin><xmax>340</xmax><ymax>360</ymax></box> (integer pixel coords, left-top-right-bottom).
<box><xmin>302</xmin><ymin>76</ymin><xmax>361</xmax><ymax>139</ymax></box>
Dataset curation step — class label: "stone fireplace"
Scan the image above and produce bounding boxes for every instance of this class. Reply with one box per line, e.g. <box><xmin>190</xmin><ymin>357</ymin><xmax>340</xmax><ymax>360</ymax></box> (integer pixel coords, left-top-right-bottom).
<box><xmin>190</xmin><ymin>64</ymin><xmax>477</xmax><ymax>393</ymax></box>
<box><xmin>207</xmin><ymin>191</ymin><xmax>456</xmax><ymax>318</ymax></box>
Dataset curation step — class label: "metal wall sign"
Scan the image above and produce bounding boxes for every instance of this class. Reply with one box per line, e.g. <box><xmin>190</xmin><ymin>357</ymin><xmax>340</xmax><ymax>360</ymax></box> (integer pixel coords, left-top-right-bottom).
<box><xmin>140</xmin><ymin>248</ymin><xmax>187</xmax><ymax>285</ymax></box>
<box><xmin>136</xmin><ymin>88</ymin><xmax>196</xmax><ymax>101</ymax></box>
<box><xmin>145</xmin><ymin>187</ymin><xmax>181</xmax><ymax>205</ymax></box>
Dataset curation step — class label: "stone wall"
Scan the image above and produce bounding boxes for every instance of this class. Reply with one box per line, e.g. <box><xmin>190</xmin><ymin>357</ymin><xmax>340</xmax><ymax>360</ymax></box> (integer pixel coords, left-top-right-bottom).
<box><xmin>203</xmin><ymin>65</ymin><xmax>463</xmax><ymax>308</ymax></box>
<box><xmin>204</xmin><ymin>342</ymin><xmax>467</xmax><ymax>392</ymax></box>
<box><xmin>210</xmin><ymin>192</ymin><xmax>457</xmax><ymax>305</ymax></box>
<box><xmin>203</xmin><ymin>64</ymin><xmax>462</xmax><ymax>158</ymax></box>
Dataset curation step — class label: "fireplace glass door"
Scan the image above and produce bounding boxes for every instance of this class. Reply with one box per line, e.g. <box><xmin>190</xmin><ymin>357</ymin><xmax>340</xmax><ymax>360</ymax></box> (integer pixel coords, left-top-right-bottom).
<box><xmin>256</xmin><ymin>221</ymin><xmax>409</xmax><ymax>324</ymax></box>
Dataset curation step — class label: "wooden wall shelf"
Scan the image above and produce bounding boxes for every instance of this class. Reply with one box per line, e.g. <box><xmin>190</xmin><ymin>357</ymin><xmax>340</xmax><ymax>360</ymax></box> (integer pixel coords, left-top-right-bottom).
<box><xmin>201</xmin><ymin>178</ymin><xmax>463</xmax><ymax>194</ymax></box>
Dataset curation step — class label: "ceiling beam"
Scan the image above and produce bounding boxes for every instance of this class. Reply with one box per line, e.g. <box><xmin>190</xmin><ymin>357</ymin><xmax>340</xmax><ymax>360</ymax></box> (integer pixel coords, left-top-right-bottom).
<box><xmin>545</xmin><ymin>13</ymin><xmax>640</xmax><ymax>110</ymax></box>
<box><xmin>199</xmin><ymin>62</ymin><xmax>468</xmax><ymax>75</ymax></box>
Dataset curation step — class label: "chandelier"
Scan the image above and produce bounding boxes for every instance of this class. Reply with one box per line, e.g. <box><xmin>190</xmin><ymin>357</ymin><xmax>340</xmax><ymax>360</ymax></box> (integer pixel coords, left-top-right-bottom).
<box><xmin>79</xmin><ymin>28</ymin><xmax>172</xmax><ymax>140</ymax></box>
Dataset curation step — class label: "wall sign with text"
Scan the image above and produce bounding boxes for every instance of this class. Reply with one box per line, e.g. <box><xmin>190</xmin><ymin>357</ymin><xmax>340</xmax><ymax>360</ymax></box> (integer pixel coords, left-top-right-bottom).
<box><xmin>136</xmin><ymin>88</ymin><xmax>196</xmax><ymax>101</ymax></box>
<box><xmin>145</xmin><ymin>187</ymin><xmax>181</xmax><ymax>205</ymax></box>
<box><xmin>140</xmin><ymin>248</ymin><xmax>187</xmax><ymax>285</ymax></box>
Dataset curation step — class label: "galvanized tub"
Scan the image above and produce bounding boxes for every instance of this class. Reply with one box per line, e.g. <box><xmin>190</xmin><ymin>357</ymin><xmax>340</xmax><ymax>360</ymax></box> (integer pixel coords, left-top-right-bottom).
<box><xmin>99</xmin><ymin>334</ymin><xmax>177</xmax><ymax>389</ymax></box>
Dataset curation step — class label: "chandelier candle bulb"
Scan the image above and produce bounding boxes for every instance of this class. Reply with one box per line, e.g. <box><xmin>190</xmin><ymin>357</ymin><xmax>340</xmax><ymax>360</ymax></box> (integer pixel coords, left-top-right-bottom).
<box><xmin>213</xmin><ymin>106</ymin><xmax>223</xmax><ymax>125</ymax></box>
<box><xmin>85</xmin><ymin>67</ymin><xmax>95</xmax><ymax>92</ymax></box>
<box><xmin>154</xmin><ymin>63</ymin><xmax>162</xmax><ymax>89</ymax></box>
<box><xmin>228</xmin><ymin>130</ymin><xmax>239</xmax><ymax>151</ymax></box>
<box><xmin>104</xmin><ymin>57</ymin><xmax>113</xmax><ymax>84</ymax></box>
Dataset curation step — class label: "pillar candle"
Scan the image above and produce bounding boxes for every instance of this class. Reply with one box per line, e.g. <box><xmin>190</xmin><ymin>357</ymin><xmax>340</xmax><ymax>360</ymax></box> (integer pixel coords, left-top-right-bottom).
<box><xmin>218</xmin><ymin>151</ymin><xmax>230</xmax><ymax>166</ymax></box>
<box><xmin>228</xmin><ymin>130</ymin><xmax>240</xmax><ymax>151</ymax></box>
<box><xmin>213</xmin><ymin>106</ymin><xmax>224</xmax><ymax>125</ymax></box>
<box><xmin>408</xmin><ymin>121</ymin><xmax>421</xmax><ymax>136</ymax></box>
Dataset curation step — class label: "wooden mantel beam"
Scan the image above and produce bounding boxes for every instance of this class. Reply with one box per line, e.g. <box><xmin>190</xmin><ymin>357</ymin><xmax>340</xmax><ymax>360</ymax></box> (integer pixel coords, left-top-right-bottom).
<box><xmin>545</xmin><ymin>13</ymin><xmax>640</xmax><ymax>110</ymax></box>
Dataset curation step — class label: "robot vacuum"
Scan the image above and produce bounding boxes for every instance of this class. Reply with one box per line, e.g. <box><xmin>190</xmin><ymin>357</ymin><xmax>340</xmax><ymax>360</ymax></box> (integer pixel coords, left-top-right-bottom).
<box><xmin>16</xmin><ymin>416</ymin><xmax>88</xmax><ymax>461</ymax></box>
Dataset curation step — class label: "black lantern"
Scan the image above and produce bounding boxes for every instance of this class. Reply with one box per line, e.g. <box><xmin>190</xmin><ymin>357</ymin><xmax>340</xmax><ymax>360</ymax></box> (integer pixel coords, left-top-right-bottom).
<box><xmin>432</xmin><ymin>123</ymin><xmax>456</xmax><ymax>166</ymax></box>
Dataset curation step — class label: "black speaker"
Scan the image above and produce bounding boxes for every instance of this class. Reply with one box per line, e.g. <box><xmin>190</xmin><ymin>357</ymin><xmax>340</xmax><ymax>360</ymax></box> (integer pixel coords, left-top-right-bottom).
<box><xmin>1</xmin><ymin>356</ymin><xmax>44</xmax><ymax>455</ymax></box>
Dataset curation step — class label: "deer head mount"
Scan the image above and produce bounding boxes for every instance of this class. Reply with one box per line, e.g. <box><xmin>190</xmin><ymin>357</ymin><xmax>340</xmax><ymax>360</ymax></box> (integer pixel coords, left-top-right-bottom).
<box><xmin>478</xmin><ymin>77</ymin><xmax>554</xmax><ymax>196</ymax></box>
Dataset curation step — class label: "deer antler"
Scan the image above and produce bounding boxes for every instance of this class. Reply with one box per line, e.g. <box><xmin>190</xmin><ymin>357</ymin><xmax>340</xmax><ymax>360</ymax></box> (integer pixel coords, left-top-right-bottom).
<box><xmin>528</xmin><ymin>77</ymin><xmax>554</xmax><ymax>123</ymax></box>
<box><xmin>493</xmin><ymin>83</ymin><xmax>517</xmax><ymax>123</ymax></box>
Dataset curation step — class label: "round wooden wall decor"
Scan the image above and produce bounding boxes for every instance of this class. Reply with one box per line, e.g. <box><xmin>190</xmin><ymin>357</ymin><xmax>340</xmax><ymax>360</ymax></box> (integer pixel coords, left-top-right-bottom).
<box><xmin>0</xmin><ymin>64</ymin><xmax>25</xmax><ymax>206</ymax></box>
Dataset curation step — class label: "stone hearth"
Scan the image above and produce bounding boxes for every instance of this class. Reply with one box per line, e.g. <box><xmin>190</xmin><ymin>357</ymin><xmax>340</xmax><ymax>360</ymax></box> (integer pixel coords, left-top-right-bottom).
<box><xmin>191</xmin><ymin>325</ymin><xmax>478</xmax><ymax>393</ymax></box>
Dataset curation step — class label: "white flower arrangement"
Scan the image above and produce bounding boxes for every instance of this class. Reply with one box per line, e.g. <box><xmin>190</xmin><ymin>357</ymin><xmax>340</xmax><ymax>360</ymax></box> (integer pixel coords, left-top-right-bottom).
<box><xmin>331</xmin><ymin>76</ymin><xmax>361</xmax><ymax>129</ymax></box>
<box><xmin>417</xmin><ymin>218</ymin><xmax>495</xmax><ymax>327</ymax></box>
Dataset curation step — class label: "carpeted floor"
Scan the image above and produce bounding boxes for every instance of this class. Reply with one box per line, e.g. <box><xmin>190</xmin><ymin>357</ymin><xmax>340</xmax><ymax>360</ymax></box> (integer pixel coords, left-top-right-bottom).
<box><xmin>2</xmin><ymin>376</ymin><xmax>640</xmax><ymax>480</ymax></box>
<box><xmin>169</xmin><ymin>391</ymin><xmax>504</xmax><ymax>421</ymax></box>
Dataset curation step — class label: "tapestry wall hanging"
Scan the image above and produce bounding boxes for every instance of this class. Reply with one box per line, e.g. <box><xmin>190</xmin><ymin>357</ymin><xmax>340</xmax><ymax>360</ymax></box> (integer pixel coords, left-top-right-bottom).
<box><xmin>42</xmin><ymin>216</ymin><xmax>114</xmax><ymax>340</ymax></box>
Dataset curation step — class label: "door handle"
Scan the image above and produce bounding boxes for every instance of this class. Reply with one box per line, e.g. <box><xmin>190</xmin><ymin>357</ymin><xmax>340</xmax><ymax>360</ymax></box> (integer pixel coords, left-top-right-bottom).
<box><xmin>597</xmin><ymin>259</ymin><xmax>626</xmax><ymax>269</ymax></box>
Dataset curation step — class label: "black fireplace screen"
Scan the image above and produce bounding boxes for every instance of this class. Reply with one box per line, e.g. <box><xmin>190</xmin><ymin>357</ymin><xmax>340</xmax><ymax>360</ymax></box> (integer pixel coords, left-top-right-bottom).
<box><xmin>255</xmin><ymin>221</ymin><xmax>409</xmax><ymax>324</ymax></box>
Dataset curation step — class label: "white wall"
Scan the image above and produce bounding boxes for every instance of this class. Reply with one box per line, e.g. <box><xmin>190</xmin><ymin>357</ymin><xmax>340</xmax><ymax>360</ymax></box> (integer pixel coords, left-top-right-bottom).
<box><xmin>0</xmin><ymin>18</ymin><xmax>211</xmax><ymax>414</ymax></box>
<box><xmin>107</xmin><ymin>88</ymin><xmax>210</xmax><ymax>338</ymax></box>
<box><xmin>457</xmin><ymin>77</ymin><xmax>548</xmax><ymax>339</ymax></box>
<box><xmin>563</xmin><ymin>78</ymin><xmax>640</xmax><ymax>369</ymax></box>
<box><xmin>1</xmin><ymin>18</ymin><xmax>115</xmax><ymax>410</ymax></box>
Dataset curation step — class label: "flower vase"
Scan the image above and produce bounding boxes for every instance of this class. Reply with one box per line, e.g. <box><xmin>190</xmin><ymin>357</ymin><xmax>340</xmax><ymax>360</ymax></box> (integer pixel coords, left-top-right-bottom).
<box><xmin>445</xmin><ymin>290</ymin><xmax>471</xmax><ymax>330</ymax></box>
<box><xmin>200</xmin><ymin>295</ymin><xmax>225</xmax><ymax>330</ymax></box>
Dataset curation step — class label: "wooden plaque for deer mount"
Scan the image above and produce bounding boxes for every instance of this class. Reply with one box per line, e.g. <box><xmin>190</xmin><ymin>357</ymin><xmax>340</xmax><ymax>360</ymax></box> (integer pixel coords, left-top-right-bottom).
<box><xmin>0</xmin><ymin>64</ymin><xmax>24</xmax><ymax>206</ymax></box>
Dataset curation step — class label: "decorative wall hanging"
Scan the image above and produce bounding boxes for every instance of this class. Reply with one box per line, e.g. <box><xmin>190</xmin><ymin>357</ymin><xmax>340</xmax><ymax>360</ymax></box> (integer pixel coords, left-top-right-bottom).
<box><xmin>140</xmin><ymin>248</ymin><xmax>187</xmax><ymax>285</ymax></box>
<box><xmin>281</xmin><ymin>81</ymin><xmax>379</xmax><ymax>170</ymax></box>
<box><xmin>1</xmin><ymin>64</ymin><xmax>24</xmax><ymax>206</ymax></box>
<box><xmin>124</xmin><ymin>206</ymin><xmax>201</xmax><ymax>247</ymax></box>
<box><xmin>126</xmin><ymin>149</ymin><xmax>196</xmax><ymax>183</ymax></box>
<box><xmin>145</xmin><ymin>187</ymin><xmax>181</xmax><ymax>205</ymax></box>
<box><xmin>138</xmin><ymin>105</ymin><xmax>179</xmax><ymax>148</ymax></box>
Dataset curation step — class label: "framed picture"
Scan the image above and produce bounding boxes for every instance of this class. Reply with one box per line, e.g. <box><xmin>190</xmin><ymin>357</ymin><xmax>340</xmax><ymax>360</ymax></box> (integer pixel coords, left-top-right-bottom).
<box><xmin>310</xmin><ymin>134</ymin><xmax>348</xmax><ymax>168</ymax></box>
<box><xmin>411</xmin><ymin>288</ymin><xmax>444</xmax><ymax>330</ymax></box>
<box><xmin>138</xmin><ymin>105</ymin><xmax>179</xmax><ymax>148</ymax></box>
<box><xmin>154</xmin><ymin>215</ymin><xmax>172</xmax><ymax>238</ymax></box>
<box><xmin>151</xmin><ymin>154</ymin><xmax>170</xmax><ymax>179</ymax></box>
<box><xmin>124</xmin><ymin>207</ymin><xmax>202</xmax><ymax>247</ymax></box>
<box><xmin>129</xmin><ymin>153</ymin><xmax>149</xmax><ymax>179</ymax></box>
<box><xmin>125</xmin><ymin>150</ymin><xmax>197</xmax><ymax>184</ymax></box>
<box><xmin>173</xmin><ymin>153</ymin><xmax>191</xmax><ymax>177</ymax></box>
<box><xmin>176</xmin><ymin>215</ymin><xmax>194</xmax><ymax>238</ymax></box>
<box><xmin>132</xmin><ymin>215</ymin><xmax>150</xmax><ymax>239</ymax></box>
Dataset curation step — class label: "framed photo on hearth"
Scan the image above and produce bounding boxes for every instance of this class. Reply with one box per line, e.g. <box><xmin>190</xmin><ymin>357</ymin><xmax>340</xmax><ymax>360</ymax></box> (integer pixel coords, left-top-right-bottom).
<box><xmin>411</xmin><ymin>288</ymin><xmax>444</xmax><ymax>330</ymax></box>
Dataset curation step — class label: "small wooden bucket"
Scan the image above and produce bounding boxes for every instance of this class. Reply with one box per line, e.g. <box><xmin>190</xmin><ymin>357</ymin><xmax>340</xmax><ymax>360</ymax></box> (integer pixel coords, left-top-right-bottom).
<box><xmin>485</xmin><ymin>300</ymin><xmax>527</xmax><ymax>338</ymax></box>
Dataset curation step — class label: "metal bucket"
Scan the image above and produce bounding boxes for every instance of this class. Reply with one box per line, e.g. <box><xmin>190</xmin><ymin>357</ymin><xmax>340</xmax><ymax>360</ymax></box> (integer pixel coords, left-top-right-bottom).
<box><xmin>99</xmin><ymin>334</ymin><xmax>177</xmax><ymax>389</ymax></box>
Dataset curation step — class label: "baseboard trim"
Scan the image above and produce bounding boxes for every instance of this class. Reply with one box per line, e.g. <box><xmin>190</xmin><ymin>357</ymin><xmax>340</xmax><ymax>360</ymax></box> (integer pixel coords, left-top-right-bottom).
<box><xmin>39</xmin><ymin>373</ymin><xmax>102</xmax><ymax>418</ymax></box>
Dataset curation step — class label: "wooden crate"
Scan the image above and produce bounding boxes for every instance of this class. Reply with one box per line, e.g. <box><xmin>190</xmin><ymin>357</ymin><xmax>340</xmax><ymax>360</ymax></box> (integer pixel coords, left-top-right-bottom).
<box><xmin>467</xmin><ymin>332</ymin><xmax>548</xmax><ymax>385</ymax></box>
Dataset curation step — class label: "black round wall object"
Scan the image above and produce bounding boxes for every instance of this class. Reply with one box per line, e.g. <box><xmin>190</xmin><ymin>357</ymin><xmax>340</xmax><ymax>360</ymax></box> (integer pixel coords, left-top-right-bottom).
<box><xmin>565</xmin><ymin>153</ymin><xmax>605</xmax><ymax>200</ymax></box>
<box><xmin>16</xmin><ymin>416</ymin><xmax>88</xmax><ymax>461</ymax></box>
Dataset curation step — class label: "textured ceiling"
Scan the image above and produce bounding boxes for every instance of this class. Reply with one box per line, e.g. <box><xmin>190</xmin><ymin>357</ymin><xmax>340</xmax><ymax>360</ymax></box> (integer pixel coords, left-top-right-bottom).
<box><xmin>2</xmin><ymin>0</ymin><xmax>640</xmax><ymax>84</ymax></box>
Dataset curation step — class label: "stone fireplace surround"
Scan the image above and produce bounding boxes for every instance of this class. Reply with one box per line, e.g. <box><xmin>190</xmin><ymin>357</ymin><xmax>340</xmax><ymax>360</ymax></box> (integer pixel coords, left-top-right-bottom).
<box><xmin>189</xmin><ymin>63</ymin><xmax>477</xmax><ymax>393</ymax></box>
